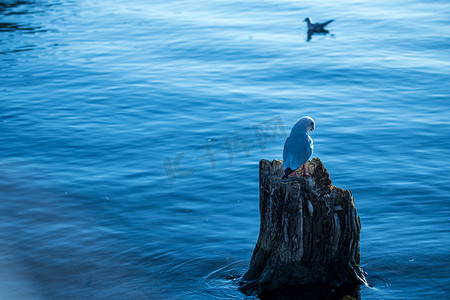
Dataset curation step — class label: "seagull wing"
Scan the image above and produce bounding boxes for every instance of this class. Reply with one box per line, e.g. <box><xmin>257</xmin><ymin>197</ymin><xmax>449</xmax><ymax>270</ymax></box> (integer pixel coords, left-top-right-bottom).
<box><xmin>311</xmin><ymin>19</ymin><xmax>334</xmax><ymax>32</ymax></box>
<box><xmin>283</xmin><ymin>135</ymin><xmax>313</xmax><ymax>171</ymax></box>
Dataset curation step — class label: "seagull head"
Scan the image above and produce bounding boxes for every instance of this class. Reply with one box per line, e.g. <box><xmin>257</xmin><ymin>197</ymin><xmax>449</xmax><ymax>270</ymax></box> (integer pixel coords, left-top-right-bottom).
<box><xmin>305</xmin><ymin>116</ymin><xmax>315</xmax><ymax>134</ymax></box>
<box><xmin>291</xmin><ymin>116</ymin><xmax>315</xmax><ymax>136</ymax></box>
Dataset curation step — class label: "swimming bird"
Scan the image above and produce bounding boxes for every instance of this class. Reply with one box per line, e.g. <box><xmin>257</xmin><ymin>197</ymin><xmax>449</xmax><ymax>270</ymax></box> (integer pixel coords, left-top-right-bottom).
<box><xmin>282</xmin><ymin>116</ymin><xmax>315</xmax><ymax>179</ymax></box>
<box><xmin>304</xmin><ymin>17</ymin><xmax>334</xmax><ymax>41</ymax></box>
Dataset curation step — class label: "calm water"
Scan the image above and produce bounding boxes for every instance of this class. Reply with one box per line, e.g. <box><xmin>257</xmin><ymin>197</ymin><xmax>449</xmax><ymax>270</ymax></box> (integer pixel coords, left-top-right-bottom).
<box><xmin>1</xmin><ymin>0</ymin><xmax>449</xmax><ymax>299</ymax></box>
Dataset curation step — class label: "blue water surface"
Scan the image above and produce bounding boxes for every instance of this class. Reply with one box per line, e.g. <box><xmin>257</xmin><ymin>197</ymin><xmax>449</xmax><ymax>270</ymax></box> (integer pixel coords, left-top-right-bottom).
<box><xmin>1</xmin><ymin>0</ymin><xmax>449</xmax><ymax>299</ymax></box>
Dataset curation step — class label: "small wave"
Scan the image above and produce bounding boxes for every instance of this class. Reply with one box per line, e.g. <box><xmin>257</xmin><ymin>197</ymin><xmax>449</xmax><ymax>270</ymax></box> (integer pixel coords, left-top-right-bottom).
<box><xmin>194</xmin><ymin>261</ymin><xmax>254</xmax><ymax>300</ymax></box>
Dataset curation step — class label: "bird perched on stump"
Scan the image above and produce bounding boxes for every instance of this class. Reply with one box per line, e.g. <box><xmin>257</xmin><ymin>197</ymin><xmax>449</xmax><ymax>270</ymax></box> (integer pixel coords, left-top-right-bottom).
<box><xmin>282</xmin><ymin>116</ymin><xmax>315</xmax><ymax>179</ymax></box>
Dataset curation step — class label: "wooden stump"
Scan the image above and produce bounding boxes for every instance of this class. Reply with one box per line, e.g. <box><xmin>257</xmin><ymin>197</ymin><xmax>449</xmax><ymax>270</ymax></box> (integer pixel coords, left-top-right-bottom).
<box><xmin>240</xmin><ymin>158</ymin><xmax>366</xmax><ymax>295</ymax></box>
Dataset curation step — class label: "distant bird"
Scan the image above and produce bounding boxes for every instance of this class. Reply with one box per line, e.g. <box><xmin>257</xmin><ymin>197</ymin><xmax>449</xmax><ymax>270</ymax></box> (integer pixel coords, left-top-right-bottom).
<box><xmin>304</xmin><ymin>17</ymin><xmax>334</xmax><ymax>41</ymax></box>
<box><xmin>282</xmin><ymin>116</ymin><xmax>315</xmax><ymax>179</ymax></box>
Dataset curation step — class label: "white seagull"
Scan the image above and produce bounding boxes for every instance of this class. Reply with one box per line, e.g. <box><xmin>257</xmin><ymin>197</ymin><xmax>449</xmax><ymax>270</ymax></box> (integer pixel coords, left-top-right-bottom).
<box><xmin>282</xmin><ymin>116</ymin><xmax>315</xmax><ymax>179</ymax></box>
<box><xmin>304</xmin><ymin>17</ymin><xmax>334</xmax><ymax>41</ymax></box>
<box><xmin>304</xmin><ymin>17</ymin><xmax>334</xmax><ymax>33</ymax></box>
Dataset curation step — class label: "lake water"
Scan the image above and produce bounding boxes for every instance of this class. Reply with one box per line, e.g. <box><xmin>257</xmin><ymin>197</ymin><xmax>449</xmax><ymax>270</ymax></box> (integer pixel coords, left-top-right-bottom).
<box><xmin>1</xmin><ymin>0</ymin><xmax>449</xmax><ymax>299</ymax></box>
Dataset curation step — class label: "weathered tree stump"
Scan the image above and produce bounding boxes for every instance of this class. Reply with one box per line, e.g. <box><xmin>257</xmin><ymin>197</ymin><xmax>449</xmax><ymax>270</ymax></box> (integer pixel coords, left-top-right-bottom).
<box><xmin>240</xmin><ymin>158</ymin><xmax>366</xmax><ymax>295</ymax></box>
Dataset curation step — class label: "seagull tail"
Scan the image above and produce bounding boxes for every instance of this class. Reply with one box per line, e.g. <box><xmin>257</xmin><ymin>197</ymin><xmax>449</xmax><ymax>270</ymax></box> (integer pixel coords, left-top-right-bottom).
<box><xmin>323</xmin><ymin>19</ymin><xmax>334</xmax><ymax>27</ymax></box>
<box><xmin>282</xmin><ymin>168</ymin><xmax>294</xmax><ymax>179</ymax></box>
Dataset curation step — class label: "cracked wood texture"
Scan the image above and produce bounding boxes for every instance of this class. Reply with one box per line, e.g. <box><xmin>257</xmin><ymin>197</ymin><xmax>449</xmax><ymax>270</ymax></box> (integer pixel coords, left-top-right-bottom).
<box><xmin>240</xmin><ymin>158</ymin><xmax>366</xmax><ymax>295</ymax></box>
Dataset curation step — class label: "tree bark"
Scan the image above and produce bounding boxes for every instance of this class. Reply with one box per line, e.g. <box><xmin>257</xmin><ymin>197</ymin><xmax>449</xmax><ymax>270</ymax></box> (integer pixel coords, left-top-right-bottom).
<box><xmin>240</xmin><ymin>158</ymin><xmax>366</xmax><ymax>295</ymax></box>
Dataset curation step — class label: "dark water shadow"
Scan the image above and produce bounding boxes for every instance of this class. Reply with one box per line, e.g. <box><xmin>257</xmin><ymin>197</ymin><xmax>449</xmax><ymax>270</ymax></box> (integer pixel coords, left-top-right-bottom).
<box><xmin>0</xmin><ymin>0</ymin><xmax>34</xmax><ymax>14</ymax></box>
<box><xmin>0</xmin><ymin>0</ymin><xmax>47</xmax><ymax>33</ymax></box>
<box><xmin>0</xmin><ymin>0</ymin><xmax>51</xmax><ymax>55</ymax></box>
<box><xmin>0</xmin><ymin>22</ymin><xmax>44</xmax><ymax>33</ymax></box>
<box><xmin>199</xmin><ymin>262</ymin><xmax>372</xmax><ymax>300</ymax></box>
<box><xmin>0</xmin><ymin>44</ymin><xmax>36</xmax><ymax>55</ymax></box>
<box><xmin>258</xmin><ymin>283</ymin><xmax>361</xmax><ymax>300</ymax></box>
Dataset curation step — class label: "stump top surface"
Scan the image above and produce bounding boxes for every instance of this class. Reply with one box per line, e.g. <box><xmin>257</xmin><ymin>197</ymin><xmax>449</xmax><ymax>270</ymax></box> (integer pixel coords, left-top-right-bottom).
<box><xmin>260</xmin><ymin>157</ymin><xmax>333</xmax><ymax>196</ymax></box>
